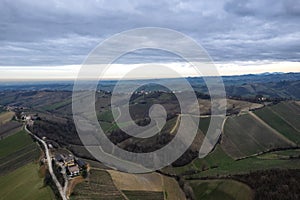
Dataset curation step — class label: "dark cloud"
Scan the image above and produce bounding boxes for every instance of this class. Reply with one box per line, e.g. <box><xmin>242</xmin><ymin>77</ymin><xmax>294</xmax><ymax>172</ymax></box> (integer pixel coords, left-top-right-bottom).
<box><xmin>0</xmin><ymin>0</ymin><xmax>299</xmax><ymax>65</ymax></box>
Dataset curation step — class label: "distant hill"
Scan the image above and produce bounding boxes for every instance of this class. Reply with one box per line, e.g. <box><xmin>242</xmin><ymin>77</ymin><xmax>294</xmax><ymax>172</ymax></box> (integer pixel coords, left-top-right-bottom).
<box><xmin>0</xmin><ymin>72</ymin><xmax>299</xmax><ymax>99</ymax></box>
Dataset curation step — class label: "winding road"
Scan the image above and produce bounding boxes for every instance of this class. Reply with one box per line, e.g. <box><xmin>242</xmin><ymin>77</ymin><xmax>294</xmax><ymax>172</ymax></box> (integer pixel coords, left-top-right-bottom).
<box><xmin>25</xmin><ymin>125</ymin><xmax>68</xmax><ymax>200</ymax></box>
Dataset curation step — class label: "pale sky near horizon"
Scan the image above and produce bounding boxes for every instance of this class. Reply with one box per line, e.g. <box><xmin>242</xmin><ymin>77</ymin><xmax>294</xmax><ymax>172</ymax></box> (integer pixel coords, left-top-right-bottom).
<box><xmin>1</xmin><ymin>0</ymin><xmax>299</xmax><ymax>80</ymax></box>
<box><xmin>0</xmin><ymin>61</ymin><xmax>299</xmax><ymax>80</ymax></box>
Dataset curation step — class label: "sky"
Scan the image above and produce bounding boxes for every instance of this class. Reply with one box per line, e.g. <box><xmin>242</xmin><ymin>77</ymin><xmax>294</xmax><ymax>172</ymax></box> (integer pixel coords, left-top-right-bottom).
<box><xmin>0</xmin><ymin>0</ymin><xmax>300</xmax><ymax>80</ymax></box>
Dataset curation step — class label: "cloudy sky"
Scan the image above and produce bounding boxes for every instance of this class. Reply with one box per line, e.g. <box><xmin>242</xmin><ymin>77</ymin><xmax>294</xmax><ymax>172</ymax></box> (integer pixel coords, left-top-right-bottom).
<box><xmin>0</xmin><ymin>0</ymin><xmax>299</xmax><ymax>80</ymax></box>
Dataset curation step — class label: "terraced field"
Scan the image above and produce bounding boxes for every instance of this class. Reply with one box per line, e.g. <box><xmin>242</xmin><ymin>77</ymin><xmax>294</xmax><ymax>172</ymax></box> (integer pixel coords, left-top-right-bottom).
<box><xmin>254</xmin><ymin>106</ymin><xmax>300</xmax><ymax>144</ymax></box>
<box><xmin>269</xmin><ymin>102</ymin><xmax>300</xmax><ymax>131</ymax></box>
<box><xmin>221</xmin><ymin>113</ymin><xmax>293</xmax><ymax>159</ymax></box>
<box><xmin>70</xmin><ymin>169</ymin><xmax>125</xmax><ymax>200</ymax></box>
<box><xmin>189</xmin><ymin>179</ymin><xmax>253</xmax><ymax>200</ymax></box>
<box><xmin>108</xmin><ymin>170</ymin><xmax>186</xmax><ymax>200</ymax></box>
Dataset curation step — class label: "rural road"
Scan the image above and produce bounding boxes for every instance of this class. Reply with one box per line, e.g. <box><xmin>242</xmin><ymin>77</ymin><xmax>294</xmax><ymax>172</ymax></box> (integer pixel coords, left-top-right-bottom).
<box><xmin>25</xmin><ymin>125</ymin><xmax>68</xmax><ymax>200</ymax></box>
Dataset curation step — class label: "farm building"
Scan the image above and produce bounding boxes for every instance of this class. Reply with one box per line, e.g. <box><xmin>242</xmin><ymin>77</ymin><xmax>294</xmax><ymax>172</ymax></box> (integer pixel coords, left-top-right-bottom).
<box><xmin>68</xmin><ymin>165</ymin><xmax>80</xmax><ymax>177</ymax></box>
<box><xmin>65</xmin><ymin>155</ymin><xmax>75</xmax><ymax>166</ymax></box>
<box><xmin>54</xmin><ymin>154</ymin><xmax>64</xmax><ymax>163</ymax></box>
<box><xmin>76</xmin><ymin>159</ymin><xmax>86</xmax><ymax>168</ymax></box>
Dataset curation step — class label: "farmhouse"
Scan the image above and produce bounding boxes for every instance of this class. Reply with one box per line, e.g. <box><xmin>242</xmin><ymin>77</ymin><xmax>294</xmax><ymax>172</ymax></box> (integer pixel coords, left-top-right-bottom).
<box><xmin>65</xmin><ymin>155</ymin><xmax>75</xmax><ymax>166</ymax></box>
<box><xmin>68</xmin><ymin>165</ymin><xmax>80</xmax><ymax>177</ymax></box>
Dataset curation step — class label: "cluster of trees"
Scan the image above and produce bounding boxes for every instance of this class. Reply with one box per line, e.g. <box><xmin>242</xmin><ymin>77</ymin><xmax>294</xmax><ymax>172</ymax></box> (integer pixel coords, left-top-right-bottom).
<box><xmin>31</xmin><ymin>118</ymin><xmax>81</xmax><ymax>146</ymax></box>
<box><xmin>234</xmin><ymin>169</ymin><xmax>300</xmax><ymax>200</ymax></box>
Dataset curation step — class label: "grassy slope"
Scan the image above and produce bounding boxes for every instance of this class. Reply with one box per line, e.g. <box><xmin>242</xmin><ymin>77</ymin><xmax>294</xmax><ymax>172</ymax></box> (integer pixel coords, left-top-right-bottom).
<box><xmin>222</xmin><ymin>113</ymin><xmax>291</xmax><ymax>159</ymax></box>
<box><xmin>270</xmin><ymin>102</ymin><xmax>300</xmax><ymax>131</ymax></box>
<box><xmin>171</xmin><ymin>144</ymin><xmax>300</xmax><ymax>179</ymax></box>
<box><xmin>190</xmin><ymin>148</ymin><xmax>300</xmax><ymax>178</ymax></box>
<box><xmin>254</xmin><ymin>106</ymin><xmax>300</xmax><ymax>144</ymax></box>
<box><xmin>189</xmin><ymin>179</ymin><xmax>253</xmax><ymax>200</ymax></box>
<box><xmin>0</xmin><ymin>163</ymin><xmax>55</xmax><ymax>200</ymax></box>
<box><xmin>0</xmin><ymin>129</ymin><xmax>54</xmax><ymax>200</ymax></box>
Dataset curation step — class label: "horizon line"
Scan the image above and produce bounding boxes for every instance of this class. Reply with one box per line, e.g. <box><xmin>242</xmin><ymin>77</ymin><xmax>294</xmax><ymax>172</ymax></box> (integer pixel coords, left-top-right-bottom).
<box><xmin>0</xmin><ymin>71</ymin><xmax>298</xmax><ymax>83</ymax></box>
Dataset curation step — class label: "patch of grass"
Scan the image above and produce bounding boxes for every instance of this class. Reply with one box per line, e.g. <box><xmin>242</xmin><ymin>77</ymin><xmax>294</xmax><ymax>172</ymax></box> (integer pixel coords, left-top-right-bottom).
<box><xmin>188</xmin><ymin>154</ymin><xmax>300</xmax><ymax>178</ymax></box>
<box><xmin>174</xmin><ymin>145</ymin><xmax>233</xmax><ymax>175</ymax></box>
<box><xmin>173</xmin><ymin>145</ymin><xmax>300</xmax><ymax>179</ymax></box>
<box><xmin>195</xmin><ymin>146</ymin><xmax>234</xmax><ymax>168</ymax></box>
<box><xmin>98</xmin><ymin>109</ymin><xmax>119</xmax><ymax>123</ymax></box>
<box><xmin>0</xmin><ymin>163</ymin><xmax>55</xmax><ymax>200</ymax></box>
<box><xmin>198</xmin><ymin>117</ymin><xmax>211</xmax><ymax>134</ymax></box>
<box><xmin>189</xmin><ymin>179</ymin><xmax>253</xmax><ymax>200</ymax></box>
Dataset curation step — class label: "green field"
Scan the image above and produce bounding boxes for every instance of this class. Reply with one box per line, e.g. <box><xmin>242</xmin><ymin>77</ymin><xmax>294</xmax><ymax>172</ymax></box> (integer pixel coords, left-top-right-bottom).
<box><xmin>0</xmin><ymin>129</ymin><xmax>40</xmax><ymax>175</ymax></box>
<box><xmin>173</xmin><ymin>146</ymin><xmax>233</xmax><ymax>175</ymax></box>
<box><xmin>0</xmin><ymin>129</ymin><xmax>54</xmax><ymax>200</ymax></box>
<box><xmin>0</xmin><ymin>163</ymin><xmax>55</xmax><ymax>200</ymax></box>
<box><xmin>170</xmin><ymin>144</ymin><xmax>300</xmax><ymax>180</ymax></box>
<box><xmin>270</xmin><ymin>102</ymin><xmax>300</xmax><ymax>131</ymax></box>
<box><xmin>98</xmin><ymin>108</ymin><xmax>120</xmax><ymax>123</ymax></box>
<box><xmin>254</xmin><ymin>106</ymin><xmax>300</xmax><ymax>143</ymax></box>
<box><xmin>190</xmin><ymin>116</ymin><xmax>211</xmax><ymax>135</ymax></box>
<box><xmin>189</xmin><ymin>179</ymin><xmax>253</xmax><ymax>200</ymax></box>
<box><xmin>222</xmin><ymin>113</ymin><xmax>291</xmax><ymax>159</ymax></box>
<box><xmin>0</xmin><ymin>130</ymin><xmax>34</xmax><ymax>158</ymax></box>
<box><xmin>185</xmin><ymin>147</ymin><xmax>300</xmax><ymax>178</ymax></box>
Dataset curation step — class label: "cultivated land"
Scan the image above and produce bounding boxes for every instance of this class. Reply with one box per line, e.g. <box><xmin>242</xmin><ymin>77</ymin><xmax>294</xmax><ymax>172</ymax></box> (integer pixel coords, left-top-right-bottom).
<box><xmin>221</xmin><ymin>113</ymin><xmax>293</xmax><ymax>159</ymax></box>
<box><xmin>189</xmin><ymin>179</ymin><xmax>253</xmax><ymax>200</ymax></box>
<box><xmin>0</xmin><ymin>128</ymin><xmax>54</xmax><ymax>200</ymax></box>
<box><xmin>0</xmin><ymin>111</ymin><xmax>15</xmax><ymax>125</ymax></box>
<box><xmin>0</xmin><ymin>121</ymin><xmax>23</xmax><ymax>139</ymax></box>
<box><xmin>108</xmin><ymin>170</ymin><xmax>186</xmax><ymax>200</ymax></box>
<box><xmin>0</xmin><ymin>130</ymin><xmax>34</xmax><ymax>158</ymax></box>
<box><xmin>167</xmin><ymin>144</ymin><xmax>300</xmax><ymax>180</ymax></box>
<box><xmin>70</xmin><ymin>169</ymin><xmax>125</xmax><ymax>200</ymax></box>
<box><xmin>1</xmin><ymin>85</ymin><xmax>300</xmax><ymax>200</ymax></box>
<box><xmin>269</xmin><ymin>102</ymin><xmax>300</xmax><ymax>131</ymax></box>
<box><xmin>254</xmin><ymin>105</ymin><xmax>300</xmax><ymax>144</ymax></box>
